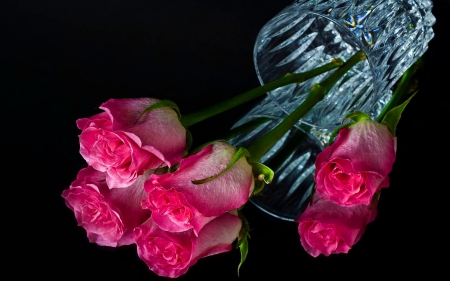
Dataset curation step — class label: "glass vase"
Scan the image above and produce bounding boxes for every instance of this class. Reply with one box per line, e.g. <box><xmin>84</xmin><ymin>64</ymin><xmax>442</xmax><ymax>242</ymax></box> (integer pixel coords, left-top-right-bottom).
<box><xmin>230</xmin><ymin>0</ymin><xmax>435</xmax><ymax>221</ymax></box>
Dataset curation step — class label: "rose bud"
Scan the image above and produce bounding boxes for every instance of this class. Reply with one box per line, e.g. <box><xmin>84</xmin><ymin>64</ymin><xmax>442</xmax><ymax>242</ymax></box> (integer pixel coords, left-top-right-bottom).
<box><xmin>61</xmin><ymin>166</ymin><xmax>151</xmax><ymax>246</ymax></box>
<box><xmin>141</xmin><ymin>141</ymin><xmax>254</xmax><ymax>235</ymax></box>
<box><xmin>315</xmin><ymin>119</ymin><xmax>396</xmax><ymax>206</ymax></box>
<box><xmin>296</xmin><ymin>193</ymin><xmax>377</xmax><ymax>257</ymax></box>
<box><xmin>77</xmin><ymin>98</ymin><xmax>186</xmax><ymax>188</ymax></box>
<box><xmin>133</xmin><ymin>212</ymin><xmax>242</xmax><ymax>278</ymax></box>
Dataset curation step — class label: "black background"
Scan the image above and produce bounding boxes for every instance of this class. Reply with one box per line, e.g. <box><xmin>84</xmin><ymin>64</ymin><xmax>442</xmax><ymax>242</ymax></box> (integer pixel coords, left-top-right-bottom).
<box><xmin>2</xmin><ymin>0</ymin><xmax>449</xmax><ymax>279</ymax></box>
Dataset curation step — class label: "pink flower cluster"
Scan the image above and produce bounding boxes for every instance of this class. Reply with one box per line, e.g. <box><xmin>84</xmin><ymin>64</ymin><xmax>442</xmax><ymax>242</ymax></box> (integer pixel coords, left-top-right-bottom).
<box><xmin>296</xmin><ymin>119</ymin><xmax>397</xmax><ymax>257</ymax></box>
<box><xmin>62</xmin><ymin>98</ymin><xmax>254</xmax><ymax>278</ymax></box>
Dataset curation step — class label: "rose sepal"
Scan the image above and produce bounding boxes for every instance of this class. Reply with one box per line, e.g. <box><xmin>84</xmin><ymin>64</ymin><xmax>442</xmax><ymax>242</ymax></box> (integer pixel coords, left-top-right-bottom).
<box><xmin>135</xmin><ymin>99</ymin><xmax>181</xmax><ymax>124</ymax></box>
<box><xmin>191</xmin><ymin>146</ymin><xmax>251</xmax><ymax>184</ymax></box>
<box><xmin>135</xmin><ymin>99</ymin><xmax>193</xmax><ymax>158</ymax></box>
<box><xmin>236</xmin><ymin>210</ymin><xmax>250</xmax><ymax>276</ymax></box>
<box><xmin>327</xmin><ymin>111</ymin><xmax>372</xmax><ymax>146</ymax></box>
<box><xmin>381</xmin><ymin>92</ymin><xmax>416</xmax><ymax>136</ymax></box>
<box><xmin>376</xmin><ymin>58</ymin><xmax>422</xmax><ymax>122</ymax></box>
<box><xmin>248</xmin><ymin>161</ymin><xmax>274</xmax><ymax>195</ymax></box>
<box><xmin>186</xmin><ymin>139</ymin><xmax>223</xmax><ymax>156</ymax></box>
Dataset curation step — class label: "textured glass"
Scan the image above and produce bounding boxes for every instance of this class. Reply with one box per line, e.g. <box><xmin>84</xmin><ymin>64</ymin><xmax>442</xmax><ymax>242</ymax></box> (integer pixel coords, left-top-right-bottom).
<box><xmin>231</xmin><ymin>0</ymin><xmax>435</xmax><ymax>221</ymax></box>
<box><xmin>231</xmin><ymin>97</ymin><xmax>321</xmax><ymax>221</ymax></box>
<box><xmin>255</xmin><ymin>0</ymin><xmax>435</xmax><ymax>136</ymax></box>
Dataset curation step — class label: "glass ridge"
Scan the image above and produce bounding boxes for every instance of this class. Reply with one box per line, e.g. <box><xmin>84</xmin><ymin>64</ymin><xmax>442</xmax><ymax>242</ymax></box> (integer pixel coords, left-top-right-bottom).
<box><xmin>230</xmin><ymin>0</ymin><xmax>435</xmax><ymax>221</ymax></box>
<box><xmin>254</xmin><ymin>0</ymin><xmax>435</xmax><ymax>133</ymax></box>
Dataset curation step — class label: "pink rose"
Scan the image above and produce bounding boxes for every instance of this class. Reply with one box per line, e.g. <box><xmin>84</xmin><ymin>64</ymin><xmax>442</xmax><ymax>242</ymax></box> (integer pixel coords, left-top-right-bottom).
<box><xmin>77</xmin><ymin>98</ymin><xmax>186</xmax><ymax>188</ymax></box>
<box><xmin>141</xmin><ymin>141</ymin><xmax>254</xmax><ymax>235</ymax></box>
<box><xmin>296</xmin><ymin>193</ymin><xmax>377</xmax><ymax>257</ymax></box>
<box><xmin>133</xmin><ymin>212</ymin><xmax>242</xmax><ymax>278</ymax></box>
<box><xmin>315</xmin><ymin>119</ymin><xmax>396</xmax><ymax>206</ymax></box>
<box><xmin>61</xmin><ymin>166</ymin><xmax>151</xmax><ymax>247</ymax></box>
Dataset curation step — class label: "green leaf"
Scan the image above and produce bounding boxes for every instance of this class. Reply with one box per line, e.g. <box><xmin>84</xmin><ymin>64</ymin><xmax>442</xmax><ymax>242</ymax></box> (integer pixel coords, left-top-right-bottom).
<box><xmin>237</xmin><ymin>236</ymin><xmax>248</xmax><ymax>276</ymax></box>
<box><xmin>376</xmin><ymin>58</ymin><xmax>422</xmax><ymax>122</ymax></box>
<box><xmin>191</xmin><ymin>146</ymin><xmax>251</xmax><ymax>184</ymax></box>
<box><xmin>249</xmin><ymin>162</ymin><xmax>274</xmax><ymax>184</ymax></box>
<box><xmin>236</xmin><ymin>211</ymin><xmax>250</xmax><ymax>276</ymax></box>
<box><xmin>134</xmin><ymin>100</ymin><xmax>181</xmax><ymax>125</ymax></box>
<box><xmin>381</xmin><ymin>92</ymin><xmax>417</xmax><ymax>136</ymax></box>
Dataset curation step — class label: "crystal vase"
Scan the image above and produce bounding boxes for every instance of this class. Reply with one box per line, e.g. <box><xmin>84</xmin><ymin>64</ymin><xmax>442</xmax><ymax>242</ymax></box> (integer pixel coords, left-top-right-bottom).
<box><xmin>230</xmin><ymin>0</ymin><xmax>435</xmax><ymax>221</ymax></box>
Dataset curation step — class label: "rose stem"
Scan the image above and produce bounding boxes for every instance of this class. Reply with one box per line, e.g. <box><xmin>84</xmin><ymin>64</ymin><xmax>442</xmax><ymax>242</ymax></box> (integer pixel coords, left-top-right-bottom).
<box><xmin>246</xmin><ymin>50</ymin><xmax>367</xmax><ymax>163</ymax></box>
<box><xmin>180</xmin><ymin>59</ymin><xmax>344</xmax><ymax>128</ymax></box>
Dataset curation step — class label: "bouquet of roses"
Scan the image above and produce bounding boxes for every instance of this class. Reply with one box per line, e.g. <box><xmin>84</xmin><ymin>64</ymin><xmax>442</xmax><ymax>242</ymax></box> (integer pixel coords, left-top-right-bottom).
<box><xmin>61</xmin><ymin>50</ymin><xmax>419</xmax><ymax>278</ymax></box>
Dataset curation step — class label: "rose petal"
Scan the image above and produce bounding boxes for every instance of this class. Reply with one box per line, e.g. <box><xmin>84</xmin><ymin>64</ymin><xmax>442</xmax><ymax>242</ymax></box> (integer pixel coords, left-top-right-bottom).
<box><xmin>152</xmin><ymin>141</ymin><xmax>254</xmax><ymax>216</ymax></box>
<box><xmin>133</xmin><ymin>212</ymin><xmax>241</xmax><ymax>278</ymax></box>
<box><xmin>190</xmin><ymin>212</ymin><xmax>242</xmax><ymax>263</ymax></box>
<box><xmin>133</xmin><ymin>218</ymin><xmax>193</xmax><ymax>278</ymax></box>
<box><xmin>100</xmin><ymin>98</ymin><xmax>186</xmax><ymax>167</ymax></box>
<box><xmin>296</xmin><ymin>193</ymin><xmax>376</xmax><ymax>257</ymax></box>
<box><xmin>76</xmin><ymin>112</ymin><xmax>112</xmax><ymax>130</ymax></box>
<box><xmin>142</xmin><ymin>180</ymin><xmax>216</xmax><ymax>235</ymax></box>
<box><xmin>326</xmin><ymin>120</ymin><xmax>396</xmax><ymax>176</ymax></box>
<box><xmin>62</xmin><ymin>167</ymin><xmax>151</xmax><ymax>247</ymax></box>
<box><xmin>316</xmin><ymin>158</ymin><xmax>388</xmax><ymax>206</ymax></box>
<box><xmin>104</xmin><ymin>169</ymin><xmax>152</xmax><ymax>232</ymax></box>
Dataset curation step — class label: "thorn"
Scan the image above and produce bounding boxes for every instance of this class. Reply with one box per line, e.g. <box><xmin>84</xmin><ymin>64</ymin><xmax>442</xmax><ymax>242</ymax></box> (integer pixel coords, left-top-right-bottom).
<box><xmin>332</xmin><ymin>58</ymin><xmax>344</xmax><ymax>66</ymax></box>
<box><xmin>359</xmin><ymin>51</ymin><xmax>367</xmax><ymax>60</ymax></box>
<box><xmin>311</xmin><ymin>83</ymin><xmax>321</xmax><ymax>90</ymax></box>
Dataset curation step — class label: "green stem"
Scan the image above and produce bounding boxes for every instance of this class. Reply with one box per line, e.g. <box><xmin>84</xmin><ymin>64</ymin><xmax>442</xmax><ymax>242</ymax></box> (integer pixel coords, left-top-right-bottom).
<box><xmin>180</xmin><ymin>59</ymin><xmax>344</xmax><ymax>128</ymax></box>
<box><xmin>247</xmin><ymin>50</ymin><xmax>366</xmax><ymax>162</ymax></box>
<box><xmin>376</xmin><ymin>58</ymin><xmax>422</xmax><ymax>122</ymax></box>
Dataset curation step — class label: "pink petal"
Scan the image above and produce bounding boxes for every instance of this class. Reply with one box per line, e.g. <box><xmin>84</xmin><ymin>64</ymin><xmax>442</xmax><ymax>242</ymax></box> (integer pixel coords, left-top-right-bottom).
<box><xmin>190</xmin><ymin>212</ymin><xmax>242</xmax><ymax>265</ymax></box>
<box><xmin>296</xmin><ymin>193</ymin><xmax>376</xmax><ymax>253</ymax></box>
<box><xmin>103</xmin><ymin>169</ymin><xmax>153</xmax><ymax>230</ymax></box>
<box><xmin>62</xmin><ymin>179</ymin><xmax>124</xmax><ymax>246</ymax></box>
<box><xmin>314</xmin><ymin>144</ymin><xmax>334</xmax><ymax>178</ymax></box>
<box><xmin>76</xmin><ymin>112</ymin><xmax>112</xmax><ymax>130</ymax></box>
<box><xmin>63</xmin><ymin>167</ymin><xmax>151</xmax><ymax>247</ymax></box>
<box><xmin>70</xmin><ymin>166</ymin><xmax>108</xmax><ymax>188</ymax></box>
<box><xmin>142</xmin><ymin>181</ymin><xmax>216</xmax><ymax>235</ymax></box>
<box><xmin>327</xmin><ymin>120</ymin><xmax>396</xmax><ymax>176</ymax></box>
<box><xmin>100</xmin><ymin>98</ymin><xmax>186</xmax><ymax>167</ymax></box>
<box><xmin>153</xmin><ymin>141</ymin><xmax>254</xmax><ymax>216</ymax></box>
<box><xmin>133</xmin><ymin>218</ymin><xmax>194</xmax><ymax>278</ymax></box>
<box><xmin>316</xmin><ymin>158</ymin><xmax>387</xmax><ymax>206</ymax></box>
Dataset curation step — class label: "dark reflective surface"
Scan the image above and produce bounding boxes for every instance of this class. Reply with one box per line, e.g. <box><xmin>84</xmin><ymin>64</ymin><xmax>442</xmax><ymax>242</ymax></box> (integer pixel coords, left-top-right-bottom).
<box><xmin>3</xmin><ymin>0</ymin><xmax>448</xmax><ymax>279</ymax></box>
